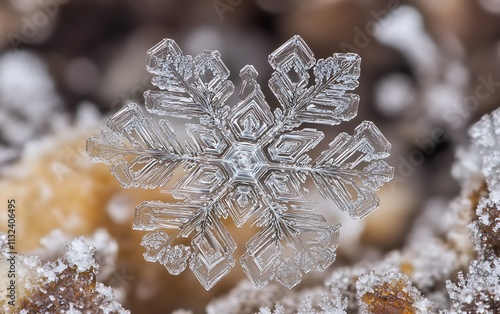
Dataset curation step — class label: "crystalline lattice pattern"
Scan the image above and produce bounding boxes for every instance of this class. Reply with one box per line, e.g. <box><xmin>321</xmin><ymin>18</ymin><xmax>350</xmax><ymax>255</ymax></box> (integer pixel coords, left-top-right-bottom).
<box><xmin>86</xmin><ymin>36</ymin><xmax>393</xmax><ymax>290</ymax></box>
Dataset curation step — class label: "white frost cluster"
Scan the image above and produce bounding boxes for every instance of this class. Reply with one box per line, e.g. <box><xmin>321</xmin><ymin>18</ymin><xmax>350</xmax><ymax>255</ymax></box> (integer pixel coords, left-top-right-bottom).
<box><xmin>446</xmin><ymin>259</ymin><xmax>500</xmax><ymax>314</ymax></box>
<box><xmin>356</xmin><ymin>271</ymin><xmax>433</xmax><ymax>314</ymax></box>
<box><xmin>469</xmin><ymin>108</ymin><xmax>500</xmax><ymax>202</ymax></box>
<box><xmin>470</xmin><ymin>197</ymin><xmax>500</xmax><ymax>256</ymax></box>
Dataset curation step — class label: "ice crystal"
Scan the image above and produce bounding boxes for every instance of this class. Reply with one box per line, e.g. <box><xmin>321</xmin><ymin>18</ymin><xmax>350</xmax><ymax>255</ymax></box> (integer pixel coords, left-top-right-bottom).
<box><xmin>356</xmin><ymin>271</ymin><xmax>433</xmax><ymax>314</ymax></box>
<box><xmin>18</xmin><ymin>237</ymin><xmax>128</xmax><ymax>314</ymax></box>
<box><xmin>446</xmin><ymin>259</ymin><xmax>500</xmax><ymax>314</ymax></box>
<box><xmin>258</xmin><ymin>288</ymin><xmax>348</xmax><ymax>314</ymax></box>
<box><xmin>469</xmin><ymin>108</ymin><xmax>500</xmax><ymax>203</ymax></box>
<box><xmin>87</xmin><ymin>36</ymin><xmax>393</xmax><ymax>290</ymax></box>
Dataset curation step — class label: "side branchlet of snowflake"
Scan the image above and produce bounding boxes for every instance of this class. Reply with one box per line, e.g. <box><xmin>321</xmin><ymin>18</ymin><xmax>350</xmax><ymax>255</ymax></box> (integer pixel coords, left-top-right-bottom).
<box><xmin>86</xmin><ymin>36</ymin><xmax>393</xmax><ymax>290</ymax></box>
<box><xmin>469</xmin><ymin>107</ymin><xmax>500</xmax><ymax>203</ymax></box>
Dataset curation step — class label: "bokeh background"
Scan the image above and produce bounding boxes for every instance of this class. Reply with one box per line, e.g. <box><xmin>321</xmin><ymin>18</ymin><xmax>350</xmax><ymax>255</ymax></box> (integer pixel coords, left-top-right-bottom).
<box><xmin>0</xmin><ymin>0</ymin><xmax>500</xmax><ymax>313</ymax></box>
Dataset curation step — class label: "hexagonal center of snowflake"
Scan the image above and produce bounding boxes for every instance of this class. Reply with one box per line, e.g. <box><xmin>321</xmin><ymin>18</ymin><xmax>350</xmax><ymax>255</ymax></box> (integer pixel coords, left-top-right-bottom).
<box><xmin>226</xmin><ymin>146</ymin><xmax>264</xmax><ymax>178</ymax></box>
<box><xmin>233</xmin><ymin>151</ymin><xmax>257</xmax><ymax>171</ymax></box>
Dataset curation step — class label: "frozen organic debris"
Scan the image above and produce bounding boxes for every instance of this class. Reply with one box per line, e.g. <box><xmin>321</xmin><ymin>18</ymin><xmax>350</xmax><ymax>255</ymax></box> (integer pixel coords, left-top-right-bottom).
<box><xmin>469</xmin><ymin>108</ymin><xmax>500</xmax><ymax>202</ymax></box>
<box><xmin>470</xmin><ymin>197</ymin><xmax>500</xmax><ymax>259</ymax></box>
<box><xmin>19</xmin><ymin>237</ymin><xmax>129</xmax><ymax>314</ymax></box>
<box><xmin>87</xmin><ymin>35</ymin><xmax>393</xmax><ymax>290</ymax></box>
<box><xmin>446</xmin><ymin>259</ymin><xmax>500</xmax><ymax>314</ymax></box>
<box><xmin>206</xmin><ymin>281</ymin><xmax>287</xmax><ymax>314</ymax></box>
<box><xmin>332</xmin><ymin>240</ymin><xmax>454</xmax><ymax>301</ymax></box>
<box><xmin>259</xmin><ymin>303</ymin><xmax>285</xmax><ymax>314</ymax></box>
<box><xmin>323</xmin><ymin>240</ymin><xmax>457</xmax><ymax>312</ymax></box>
<box><xmin>201</xmin><ymin>107</ymin><xmax>500</xmax><ymax>313</ymax></box>
<box><xmin>32</xmin><ymin>228</ymin><xmax>119</xmax><ymax>282</ymax></box>
<box><xmin>396</xmin><ymin>240</ymin><xmax>459</xmax><ymax>292</ymax></box>
<box><xmin>0</xmin><ymin>146</ymin><xmax>17</xmax><ymax>165</ymax></box>
<box><xmin>449</xmin><ymin>195</ymin><xmax>500</xmax><ymax>313</ymax></box>
<box><xmin>356</xmin><ymin>271</ymin><xmax>433</xmax><ymax>314</ymax></box>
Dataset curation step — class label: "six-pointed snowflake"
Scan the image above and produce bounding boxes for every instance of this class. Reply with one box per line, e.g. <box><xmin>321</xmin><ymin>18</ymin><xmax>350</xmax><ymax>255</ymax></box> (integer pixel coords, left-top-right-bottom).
<box><xmin>87</xmin><ymin>36</ymin><xmax>393</xmax><ymax>290</ymax></box>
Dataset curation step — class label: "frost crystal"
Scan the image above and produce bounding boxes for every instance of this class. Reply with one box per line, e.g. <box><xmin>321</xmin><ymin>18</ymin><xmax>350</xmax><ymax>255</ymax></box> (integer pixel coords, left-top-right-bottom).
<box><xmin>87</xmin><ymin>36</ymin><xmax>393</xmax><ymax>290</ymax></box>
<box><xmin>446</xmin><ymin>259</ymin><xmax>500</xmax><ymax>313</ymax></box>
<box><xmin>469</xmin><ymin>108</ymin><xmax>500</xmax><ymax>203</ymax></box>
<box><xmin>259</xmin><ymin>288</ymin><xmax>348</xmax><ymax>314</ymax></box>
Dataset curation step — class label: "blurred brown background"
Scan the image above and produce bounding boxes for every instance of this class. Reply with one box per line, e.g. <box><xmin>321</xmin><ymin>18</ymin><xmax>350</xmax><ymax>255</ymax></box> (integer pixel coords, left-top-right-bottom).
<box><xmin>1</xmin><ymin>0</ymin><xmax>500</xmax><ymax>313</ymax></box>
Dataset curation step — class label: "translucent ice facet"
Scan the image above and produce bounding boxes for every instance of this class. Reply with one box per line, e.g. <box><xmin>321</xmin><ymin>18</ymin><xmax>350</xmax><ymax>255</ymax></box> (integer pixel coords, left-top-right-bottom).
<box><xmin>224</xmin><ymin>184</ymin><xmax>263</xmax><ymax>227</ymax></box>
<box><xmin>133</xmin><ymin>201</ymin><xmax>199</xmax><ymax>231</ymax></box>
<box><xmin>268</xmin><ymin>128</ymin><xmax>324</xmax><ymax>164</ymax></box>
<box><xmin>268</xmin><ymin>35</ymin><xmax>315</xmax><ymax>74</ymax></box>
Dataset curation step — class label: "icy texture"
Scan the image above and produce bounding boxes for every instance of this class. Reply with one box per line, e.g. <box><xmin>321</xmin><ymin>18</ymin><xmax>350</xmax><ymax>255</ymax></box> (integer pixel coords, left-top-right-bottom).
<box><xmin>356</xmin><ymin>271</ymin><xmax>433</xmax><ymax>314</ymax></box>
<box><xmin>446</xmin><ymin>259</ymin><xmax>500</xmax><ymax>314</ymax></box>
<box><xmin>201</xmin><ymin>107</ymin><xmax>500</xmax><ymax>312</ymax></box>
<box><xmin>469</xmin><ymin>108</ymin><xmax>500</xmax><ymax>203</ymax></box>
<box><xmin>356</xmin><ymin>272</ymin><xmax>432</xmax><ymax>314</ymax></box>
<box><xmin>259</xmin><ymin>288</ymin><xmax>347</xmax><ymax>314</ymax></box>
<box><xmin>32</xmin><ymin>228</ymin><xmax>119</xmax><ymax>282</ymax></box>
<box><xmin>16</xmin><ymin>237</ymin><xmax>128</xmax><ymax>314</ymax></box>
<box><xmin>87</xmin><ymin>36</ymin><xmax>393</xmax><ymax>290</ymax></box>
<box><xmin>0</xmin><ymin>51</ymin><xmax>61</xmax><ymax>146</ymax></box>
<box><xmin>63</xmin><ymin>237</ymin><xmax>97</xmax><ymax>272</ymax></box>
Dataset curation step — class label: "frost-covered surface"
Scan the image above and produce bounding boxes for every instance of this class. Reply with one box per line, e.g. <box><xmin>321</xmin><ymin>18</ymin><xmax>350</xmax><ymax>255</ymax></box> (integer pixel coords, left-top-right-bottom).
<box><xmin>207</xmin><ymin>281</ymin><xmax>347</xmax><ymax>314</ymax></box>
<box><xmin>323</xmin><ymin>240</ymin><xmax>457</xmax><ymax>312</ymax></box>
<box><xmin>258</xmin><ymin>287</ymin><xmax>347</xmax><ymax>314</ymax></box>
<box><xmin>0</xmin><ymin>102</ymin><xmax>101</xmax><ymax>180</ymax></box>
<box><xmin>32</xmin><ymin>229</ymin><xmax>119</xmax><ymax>281</ymax></box>
<box><xmin>469</xmin><ymin>108</ymin><xmax>500</xmax><ymax>203</ymax></box>
<box><xmin>9</xmin><ymin>236</ymin><xmax>130</xmax><ymax>314</ymax></box>
<box><xmin>87</xmin><ymin>36</ymin><xmax>393</xmax><ymax>290</ymax></box>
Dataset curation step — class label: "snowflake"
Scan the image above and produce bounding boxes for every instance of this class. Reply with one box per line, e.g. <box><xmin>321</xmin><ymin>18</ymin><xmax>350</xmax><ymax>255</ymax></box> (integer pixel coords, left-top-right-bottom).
<box><xmin>86</xmin><ymin>36</ymin><xmax>393</xmax><ymax>290</ymax></box>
